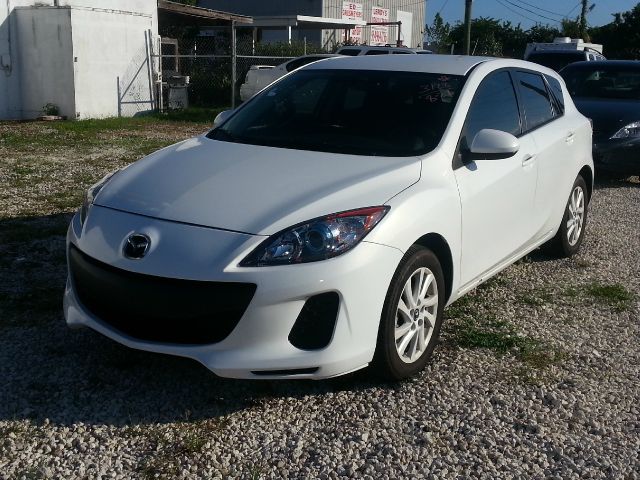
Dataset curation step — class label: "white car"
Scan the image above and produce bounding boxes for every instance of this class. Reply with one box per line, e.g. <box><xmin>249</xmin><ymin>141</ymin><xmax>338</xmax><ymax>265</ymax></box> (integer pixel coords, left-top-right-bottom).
<box><xmin>64</xmin><ymin>55</ymin><xmax>593</xmax><ymax>380</ymax></box>
<box><xmin>239</xmin><ymin>54</ymin><xmax>338</xmax><ymax>101</ymax></box>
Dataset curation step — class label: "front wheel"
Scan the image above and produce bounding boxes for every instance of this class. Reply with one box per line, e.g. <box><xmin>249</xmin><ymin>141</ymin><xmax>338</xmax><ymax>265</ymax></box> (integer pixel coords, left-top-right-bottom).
<box><xmin>544</xmin><ymin>175</ymin><xmax>589</xmax><ymax>258</ymax></box>
<box><xmin>373</xmin><ymin>246</ymin><xmax>445</xmax><ymax>381</ymax></box>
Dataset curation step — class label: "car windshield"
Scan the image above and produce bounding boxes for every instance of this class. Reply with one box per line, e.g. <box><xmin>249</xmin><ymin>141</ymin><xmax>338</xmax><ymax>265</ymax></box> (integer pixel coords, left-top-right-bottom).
<box><xmin>560</xmin><ymin>67</ymin><xmax>640</xmax><ymax>100</ymax></box>
<box><xmin>527</xmin><ymin>52</ymin><xmax>585</xmax><ymax>71</ymax></box>
<box><xmin>207</xmin><ymin>69</ymin><xmax>465</xmax><ymax>157</ymax></box>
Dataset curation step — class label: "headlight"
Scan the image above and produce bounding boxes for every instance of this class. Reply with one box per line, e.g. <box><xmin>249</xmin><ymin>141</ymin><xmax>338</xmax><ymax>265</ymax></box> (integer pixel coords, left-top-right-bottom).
<box><xmin>610</xmin><ymin>121</ymin><xmax>640</xmax><ymax>139</ymax></box>
<box><xmin>240</xmin><ymin>206</ymin><xmax>389</xmax><ymax>267</ymax></box>
<box><xmin>80</xmin><ymin>171</ymin><xmax>118</xmax><ymax>225</ymax></box>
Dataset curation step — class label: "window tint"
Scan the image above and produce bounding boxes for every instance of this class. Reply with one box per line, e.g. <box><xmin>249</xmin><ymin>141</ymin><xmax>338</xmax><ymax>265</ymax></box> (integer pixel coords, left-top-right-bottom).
<box><xmin>365</xmin><ymin>49</ymin><xmax>390</xmax><ymax>55</ymax></box>
<box><xmin>208</xmin><ymin>69</ymin><xmax>466</xmax><ymax>157</ymax></box>
<box><xmin>392</xmin><ymin>50</ymin><xmax>412</xmax><ymax>54</ymax></box>
<box><xmin>515</xmin><ymin>71</ymin><xmax>554</xmax><ymax>131</ymax></box>
<box><xmin>462</xmin><ymin>71</ymin><xmax>521</xmax><ymax>148</ymax></box>
<box><xmin>544</xmin><ymin>74</ymin><xmax>565</xmax><ymax>114</ymax></box>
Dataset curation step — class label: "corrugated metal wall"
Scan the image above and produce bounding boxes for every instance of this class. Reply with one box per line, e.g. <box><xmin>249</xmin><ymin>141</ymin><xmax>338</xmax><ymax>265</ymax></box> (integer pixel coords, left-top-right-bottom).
<box><xmin>198</xmin><ymin>0</ymin><xmax>425</xmax><ymax>49</ymax></box>
<box><xmin>199</xmin><ymin>0</ymin><xmax>322</xmax><ymax>17</ymax></box>
<box><xmin>322</xmin><ymin>0</ymin><xmax>425</xmax><ymax>49</ymax></box>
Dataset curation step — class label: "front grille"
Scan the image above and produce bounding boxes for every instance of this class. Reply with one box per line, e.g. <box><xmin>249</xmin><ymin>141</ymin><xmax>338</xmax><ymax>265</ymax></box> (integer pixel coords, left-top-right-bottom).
<box><xmin>69</xmin><ymin>245</ymin><xmax>256</xmax><ymax>345</ymax></box>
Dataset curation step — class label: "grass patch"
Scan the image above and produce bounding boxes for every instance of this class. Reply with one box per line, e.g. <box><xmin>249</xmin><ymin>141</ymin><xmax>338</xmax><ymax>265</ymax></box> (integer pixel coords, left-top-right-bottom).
<box><xmin>518</xmin><ymin>288</ymin><xmax>553</xmax><ymax>307</ymax></box>
<box><xmin>150</xmin><ymin>107</ymin><xmax>227</xmax><ymax>123</ymax></box>
<box><xmin>138</xmin><ymin>420</ymin><xmax>229</xmax><ymax>479</ymax></box>
<box><xmin>445</xmin><ymin>294</ymin><xmax>477</xmax><ymax>319</ymax></box>
<box><xmin>454</xmin><ymin>317</ymin><xmax>566</xmax><ymax>370</ymax></box>
<box><xmin>586</xmin><ymin>282</ymin><xmax>634</xmax><ymax>312</ymax></box>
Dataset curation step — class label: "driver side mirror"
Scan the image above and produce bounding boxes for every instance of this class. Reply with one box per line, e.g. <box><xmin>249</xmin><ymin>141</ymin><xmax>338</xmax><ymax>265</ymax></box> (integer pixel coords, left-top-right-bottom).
<box><xmin>213</xmin><ymin>109</ymin><xmax>233</xmax><ymax>128</ymax></box>
<box><xmin>468</xmin><ymin>129</ymin><xmax>520</xmax><ymax>160</ymax></box>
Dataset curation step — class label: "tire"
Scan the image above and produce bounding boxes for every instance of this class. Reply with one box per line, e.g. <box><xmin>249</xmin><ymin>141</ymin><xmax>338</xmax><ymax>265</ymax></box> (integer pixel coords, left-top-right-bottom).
<box><xmin>373</xmin><ymin>245</ymin><xmax>445</xmax><ymax>381</ymax></box>
<box><xmin>543</xmin><ymin>175</ymin><xmax>589</xmax><ymax>258</ymax></box>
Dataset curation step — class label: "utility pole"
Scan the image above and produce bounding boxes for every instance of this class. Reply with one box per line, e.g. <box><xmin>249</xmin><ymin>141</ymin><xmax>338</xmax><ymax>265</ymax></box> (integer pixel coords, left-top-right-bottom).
<box><xmin>579</xmin><ymin>0</ymin><xmax>588</xmax><ymax>39</ymax></box>
<box><xmin>464</xmin><ymin>0</ymin><xmax>473</xmax><ymax>55</ymax></box>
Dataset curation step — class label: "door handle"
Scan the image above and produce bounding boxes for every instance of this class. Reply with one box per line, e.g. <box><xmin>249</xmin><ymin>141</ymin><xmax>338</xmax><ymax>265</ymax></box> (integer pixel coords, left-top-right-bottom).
<box><xmin>566</xmin><ymin>131</ymin><xmax>575</xmax><ymax>144</ymax></box>
<box><xmin>522</xmin><ymin>154</ymin><xmax>535</xmax><ymax>166</ymax></box>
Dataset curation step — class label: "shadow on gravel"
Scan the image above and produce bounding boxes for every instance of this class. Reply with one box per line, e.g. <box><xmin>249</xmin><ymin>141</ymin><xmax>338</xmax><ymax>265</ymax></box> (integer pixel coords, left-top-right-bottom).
<box><xmin>593</xmin><ymin>174</ymin><xmax>639</xmax><ymax>190</ymax></box>
<box><xmin>0</xmin><ymin>214</ymin><xmax>397</xmax><ymax>428</ymax></box>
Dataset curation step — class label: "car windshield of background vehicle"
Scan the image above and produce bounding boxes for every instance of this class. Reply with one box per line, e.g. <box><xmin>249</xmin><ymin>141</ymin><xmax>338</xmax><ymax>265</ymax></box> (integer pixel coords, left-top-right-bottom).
<box><xmin>561</xmin><ymin>68</ymin><xmax>640</xmax><ymax>100</ymax></box>
<box><xmin>527</xmin><ymin>52</ymin><xmax>585</xmax><ymax>72</ymax></box>
<box><xmin>208</xmin><ymin>69</ymin><xmax>465</xmax><ymax>157</ymax></box>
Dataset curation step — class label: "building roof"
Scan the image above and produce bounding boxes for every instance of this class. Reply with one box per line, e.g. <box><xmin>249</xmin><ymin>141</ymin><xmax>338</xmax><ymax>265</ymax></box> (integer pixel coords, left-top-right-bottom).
<box><xmin>249</xmin><ymin>15</ymin><xmax>366</xmax><ymax>30</ymax></box>
<box><xmin>158</xmin><ymin>0</ymin><xmax>253</xmax><ymax>25</ymax></box>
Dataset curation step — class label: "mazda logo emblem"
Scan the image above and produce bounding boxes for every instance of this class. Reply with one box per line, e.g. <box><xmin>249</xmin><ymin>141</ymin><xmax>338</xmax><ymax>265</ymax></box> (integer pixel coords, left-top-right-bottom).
<box><xmin>123</xmin><ymin>233</ymin><xmax>150</xmax><ymax>259</ymax></box>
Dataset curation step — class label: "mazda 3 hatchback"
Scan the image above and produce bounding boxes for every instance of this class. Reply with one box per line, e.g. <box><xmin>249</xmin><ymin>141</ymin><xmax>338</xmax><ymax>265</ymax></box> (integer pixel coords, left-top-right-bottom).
<box><xmin>65</xmin><ymin>55</ymin><xmax>593</xmax><ymax>380</ymax></box>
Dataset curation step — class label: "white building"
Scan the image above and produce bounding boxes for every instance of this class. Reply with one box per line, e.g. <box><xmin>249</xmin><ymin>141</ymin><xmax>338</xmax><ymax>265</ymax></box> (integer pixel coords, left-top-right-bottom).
<box><xmin>0</xmin><ymin>0</ymin><xmax>159</xmax><ymax>120</ymax></box>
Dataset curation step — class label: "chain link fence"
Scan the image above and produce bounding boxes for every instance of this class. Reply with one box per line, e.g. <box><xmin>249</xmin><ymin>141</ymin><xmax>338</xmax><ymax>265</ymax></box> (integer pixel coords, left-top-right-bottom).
<box><xmin>155</xmin><ymin>30</ymin><xmax>328</xmax><ymax>111</ymax></box>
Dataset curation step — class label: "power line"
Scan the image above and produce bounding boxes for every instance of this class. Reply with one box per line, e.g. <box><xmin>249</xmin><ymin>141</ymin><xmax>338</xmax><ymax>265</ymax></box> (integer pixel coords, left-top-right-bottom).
<box><xmin>566</xmin><ymin>2</ymin><xmax>581</xmax><ymax>17</ymax></box>
<box><xmin>512</xmin><ymin>0</ymin><xmax>565</xmax><ymax>18</ymax></box>
<box><xmin>500</xmin><ymin>0</ymin><xmax>562</xmax><ymax>23</ymax></box>
<box><xmin>493</xmin><ymin>0</ymin><xmax>542</xmax><ymax>24</ymax></box>
<box><xmin>437</xmin><ymin>0</ymin><xmax>450</xmax><ymax>16</ymax></box>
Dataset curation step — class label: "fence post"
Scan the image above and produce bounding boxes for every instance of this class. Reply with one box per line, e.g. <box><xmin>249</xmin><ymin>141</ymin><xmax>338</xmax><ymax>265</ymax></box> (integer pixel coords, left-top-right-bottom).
<box><xmin>117</xmin><ymin>76</ymin><xmax>121</xmax><ymax>117</ymax></box>
<box><xmin>231</xmin><ymin>20</ymin><xmax>236</xmax><ymax>109</ymax></box>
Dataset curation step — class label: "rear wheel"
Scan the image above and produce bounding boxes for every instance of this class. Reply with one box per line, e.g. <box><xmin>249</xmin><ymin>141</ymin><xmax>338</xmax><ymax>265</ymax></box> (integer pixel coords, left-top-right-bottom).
<box><xmin>373</xmin><ymin>246</ymin><xmax>445</xmax><ymax>380</ymax></box>
<box><xmin>544</xmin><ymin>175</ymin><xmax>589</xmax><ymax>258</ymax></box>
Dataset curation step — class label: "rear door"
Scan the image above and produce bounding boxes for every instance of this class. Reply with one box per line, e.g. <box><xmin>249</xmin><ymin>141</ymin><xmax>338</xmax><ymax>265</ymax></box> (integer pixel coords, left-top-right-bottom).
<box><xmin>454</xmin><ymin>70</ymin><xmax>538</xmax><ymax>286</ymax></box>
<box><xmin>513</xmin><ymin>70</ymin><xmax>574</xmax><ymax>236</ymax></box>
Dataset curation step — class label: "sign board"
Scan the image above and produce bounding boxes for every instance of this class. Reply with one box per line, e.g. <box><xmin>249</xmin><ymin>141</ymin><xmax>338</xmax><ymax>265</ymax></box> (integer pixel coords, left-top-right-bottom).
<box><xmin>342</xmin><ymin>2</ymin><xmax>363</xmax><ymax>43</ymax></box>
<box><xmin>396</xmin><ymin>10</ymin><xmax>413</xmax><ymax>47</ymax></box>
<box><xmin>370</xmin><ymin>7</ymin><xmax>389</xmax><ymax>45</ymax></box>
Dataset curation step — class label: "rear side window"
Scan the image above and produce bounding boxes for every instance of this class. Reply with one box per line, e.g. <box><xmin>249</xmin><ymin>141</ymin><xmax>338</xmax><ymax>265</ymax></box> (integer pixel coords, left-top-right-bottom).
<box><xmin>462</xmin><ymin>71</ymin><xmax>521</xmax><ymax>148</ymax></box>
<box><xmin>515</xmin><ymin>71</ymin><xmax>554</xmax><ymax>131</ymax></box>
<box><xmin>338</xmin><ymin>48</ymin><xmax>360</xmax><ymax>56</ymax></box>
<box><xmin>544</xmin><ymin>74</ymin><xmax>565</xmax><ymax>114</ymax></box>
<box><xmin>365</xmin><ymin>50</ymin><xmax>390</xmax><ymax>55</ymax></box>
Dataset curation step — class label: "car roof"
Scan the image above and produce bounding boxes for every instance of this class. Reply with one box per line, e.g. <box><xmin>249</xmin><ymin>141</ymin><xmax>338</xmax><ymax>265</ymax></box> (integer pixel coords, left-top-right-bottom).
<box><xmin>304</xmin><ymin>54</ymin><xmax>496</xmax><ymax>76</ymax></box>
<box><xmin>561</xmin><ymin>60</ymin><xmax>640</xmax><ymax>69</ymax></box>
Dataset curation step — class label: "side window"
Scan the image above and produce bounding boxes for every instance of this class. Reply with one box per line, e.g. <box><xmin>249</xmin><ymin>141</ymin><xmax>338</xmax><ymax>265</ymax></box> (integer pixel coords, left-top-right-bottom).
<box><xmin>544</xmin><ymin>74</ymin><xmax>565</xmax><ymax>115</ymax></box>
<box><xmin>462</xmin><ymin>71</ymin><xmax>521</xmax><ymax>149</ymax></box>
<box><xmin>515</xmin><ymin>71</ymin><xmax>555</xmax><ymax>131</ymax></box>
<box><xmin>365</xmin><ymin>49</ymin><xmax>390</xmax><ymax>55</ymax></box>
<box><xmin>338</xmin><ymin>48</ymin><xmax>360</xmax><ymax>56</ymax></box>
<box><xmin>286</xmin><ymin>57</ymin><xmax>322</xmax><ymax>72</ymax></box>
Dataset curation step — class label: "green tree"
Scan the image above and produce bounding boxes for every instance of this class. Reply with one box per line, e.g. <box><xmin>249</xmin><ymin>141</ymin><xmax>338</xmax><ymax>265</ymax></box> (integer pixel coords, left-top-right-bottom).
<box><xmin>424</xmin><ymin>13</ymin><xmax>452</xmax><ymax>53</ymax></box>
<box><xmin>591</xmin><ymin>3</ymin><xmax>640</xmax><ymax>59</ymax></box>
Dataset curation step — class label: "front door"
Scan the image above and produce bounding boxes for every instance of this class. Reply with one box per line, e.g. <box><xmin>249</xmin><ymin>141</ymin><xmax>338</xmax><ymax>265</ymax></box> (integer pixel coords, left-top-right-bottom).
<box><xmin>453</xmin><ymin>70</ymin><xmax>538</xmax><ymax>287</ymax></box>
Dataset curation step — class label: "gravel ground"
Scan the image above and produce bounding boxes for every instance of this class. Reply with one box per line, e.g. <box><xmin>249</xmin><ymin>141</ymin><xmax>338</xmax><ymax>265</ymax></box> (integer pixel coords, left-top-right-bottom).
<box><xmin>1</xmin><ymin>120</ymin><xmax>639</xmax><ymax>479</ymax></box>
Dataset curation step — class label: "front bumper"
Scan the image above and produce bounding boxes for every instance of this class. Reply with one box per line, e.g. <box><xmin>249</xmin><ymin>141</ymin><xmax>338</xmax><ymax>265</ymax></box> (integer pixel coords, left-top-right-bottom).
<box><xmin>593</xmin><ymin>138</ymin><xmax>640</xmax><ymax>175</ymax></box>
<box><xmin>64</xmin><ymin>206</ymin><xmax>403</xmax><ymax>379</ymax></box>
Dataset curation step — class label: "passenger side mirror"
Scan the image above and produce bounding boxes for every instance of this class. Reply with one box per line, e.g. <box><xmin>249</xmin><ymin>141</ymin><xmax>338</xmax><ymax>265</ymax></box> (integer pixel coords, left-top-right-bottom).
<box><xmin>469</xmin><ymin>129</ymin><xmax>520</xmax><ymax>159</ymax></box>
<box><xmin>213</xmin><ymin>109</ymin><xmax>233</xmax><ymax>128</ymax></box>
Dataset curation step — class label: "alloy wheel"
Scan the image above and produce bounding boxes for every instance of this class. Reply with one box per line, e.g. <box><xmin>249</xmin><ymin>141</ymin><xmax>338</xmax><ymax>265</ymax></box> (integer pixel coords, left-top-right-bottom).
<box><xmin>567</xmin><ymin>185</ymin><xmax>585</xmax><ymax>246</ymax></box>
<box><xmin>395</xmin><ymin>267</ymin><xmax>439</xmax><ymax>364</ymax></box>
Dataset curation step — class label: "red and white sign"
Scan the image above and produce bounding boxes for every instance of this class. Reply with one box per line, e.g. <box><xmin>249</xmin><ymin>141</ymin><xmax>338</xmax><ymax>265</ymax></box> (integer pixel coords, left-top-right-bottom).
<box><xmin>342</xmin><ymin>2</ymin><xmax>363</xmax><ymax>43</ymax></box>
<box><xmin>370</xmin><ymin>7</ymin><xmax>389</xmax><ymax>45</ymax></box>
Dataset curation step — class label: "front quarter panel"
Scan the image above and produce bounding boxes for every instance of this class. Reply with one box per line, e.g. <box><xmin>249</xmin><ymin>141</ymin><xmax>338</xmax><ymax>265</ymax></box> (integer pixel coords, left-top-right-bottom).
<box><xmin>365</xmin><ymin>151</ymin><xmax>462</xmax><ymax>302</ymax></box>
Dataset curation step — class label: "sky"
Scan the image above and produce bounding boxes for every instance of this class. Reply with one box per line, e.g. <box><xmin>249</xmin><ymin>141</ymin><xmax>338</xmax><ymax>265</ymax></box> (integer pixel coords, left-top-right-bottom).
<box><xmin>426</xmin><ymin>0</ymin><xmax>639</xmax><ymax>29</ymax></box>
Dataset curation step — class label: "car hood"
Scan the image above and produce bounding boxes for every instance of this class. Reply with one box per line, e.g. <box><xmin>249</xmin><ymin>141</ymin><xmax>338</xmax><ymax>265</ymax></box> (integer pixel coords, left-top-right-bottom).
<box><xmin>573</xmin><ymin>97</ymin><xmax>640</xmax><ymax>140</ymax></box>
<box><xmin>95</xmin><ymin>136</ymin><xmax>421</xmax><ymax>235</ymax></box>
